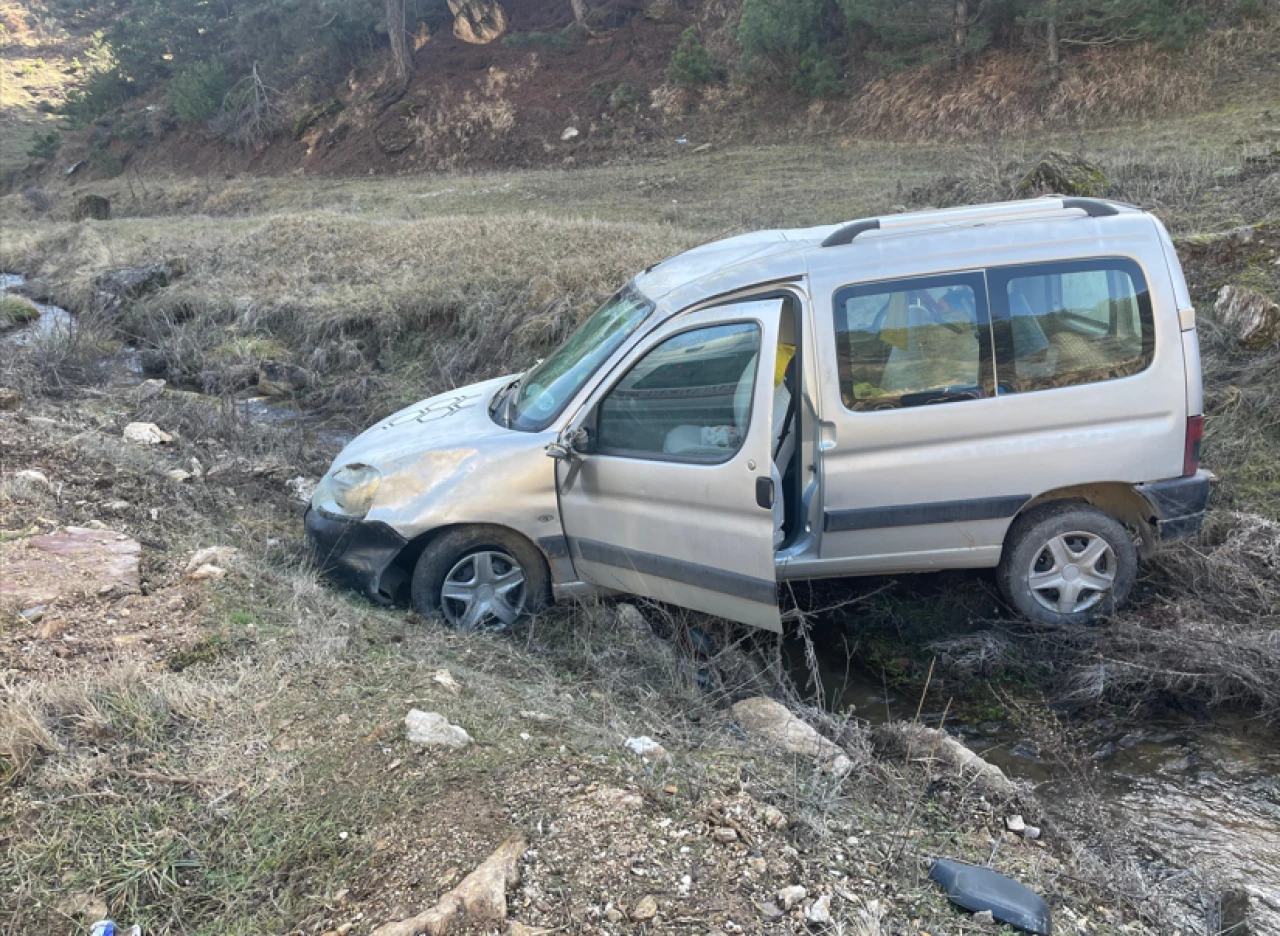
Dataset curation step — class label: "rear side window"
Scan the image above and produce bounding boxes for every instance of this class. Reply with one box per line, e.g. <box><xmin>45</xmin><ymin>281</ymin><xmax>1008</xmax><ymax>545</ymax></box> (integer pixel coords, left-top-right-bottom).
<box><xmin>988</xmin><ymin>258</ymin><xmax>1154</xmax><ymax>394</ymax></box>
<box><xmin>833</xmin><ymin>272</ymin><xmax>994</xmax><ymax>411</ymax></box>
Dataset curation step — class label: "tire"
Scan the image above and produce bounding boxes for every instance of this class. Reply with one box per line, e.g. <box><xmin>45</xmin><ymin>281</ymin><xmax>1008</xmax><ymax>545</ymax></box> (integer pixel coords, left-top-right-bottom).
<box><xmin>998</xmin><ymin>502</ymin><xmax>1137</xmax><ymax>627</ymax></box>
<box><xmin>410</xmin><ymin>526</ymin><xmax>551</xmax><ymax>632</ymax></box>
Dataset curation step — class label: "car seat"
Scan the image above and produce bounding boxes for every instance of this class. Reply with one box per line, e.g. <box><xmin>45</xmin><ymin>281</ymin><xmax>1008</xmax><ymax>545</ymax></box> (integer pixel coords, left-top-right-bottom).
<box><xmin>662</xmin><ymin>353</ymin><xmax>759</xmax><ymax>459</ymax></box>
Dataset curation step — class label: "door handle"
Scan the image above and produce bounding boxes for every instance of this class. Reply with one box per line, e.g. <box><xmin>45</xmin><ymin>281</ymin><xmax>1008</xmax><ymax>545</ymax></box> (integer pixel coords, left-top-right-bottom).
<box><xmin>755</xmin><ymin>476</ymin><xmax>774</xmax><ymax>510</ymax></box>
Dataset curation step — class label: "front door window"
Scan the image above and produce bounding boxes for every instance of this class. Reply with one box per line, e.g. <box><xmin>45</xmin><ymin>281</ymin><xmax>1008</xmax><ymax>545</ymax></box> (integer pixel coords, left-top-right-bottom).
<box><xmin>596</xmin><ymin>322</ymin><xmax>762</xmax><ymax>462</ymax></box>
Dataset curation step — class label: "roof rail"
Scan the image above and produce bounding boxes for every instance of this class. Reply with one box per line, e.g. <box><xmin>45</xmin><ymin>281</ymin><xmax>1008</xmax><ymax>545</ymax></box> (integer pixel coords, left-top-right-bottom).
<box><xmin>820</xmin><ymin>196</ymin><xmax>1122</xmax><ymax>248</ymax></box>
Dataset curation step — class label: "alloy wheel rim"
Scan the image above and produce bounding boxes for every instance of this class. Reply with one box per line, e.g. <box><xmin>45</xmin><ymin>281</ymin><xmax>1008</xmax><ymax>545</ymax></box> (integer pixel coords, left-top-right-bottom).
<box><xmin>440</xmin><ymin>550</ymin><xmax>527</xmax><ymax>630</ymax></box>
<box><xmin>1027</xmin><ymin>531</ymin><xmax>1117</xmax><ymax>615</ymax></box>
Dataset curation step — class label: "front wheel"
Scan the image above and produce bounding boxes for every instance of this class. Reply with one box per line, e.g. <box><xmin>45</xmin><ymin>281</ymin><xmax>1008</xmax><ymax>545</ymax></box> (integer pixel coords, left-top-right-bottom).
<box><xmin>410</xmin><ymin>527</ymin><xmax>551</xmax><ymax>631</ymax></box>
<box><xmin>998</xmin><ymin>503</ymin><xmax>1137</xmax><ymax>627</ymax></box>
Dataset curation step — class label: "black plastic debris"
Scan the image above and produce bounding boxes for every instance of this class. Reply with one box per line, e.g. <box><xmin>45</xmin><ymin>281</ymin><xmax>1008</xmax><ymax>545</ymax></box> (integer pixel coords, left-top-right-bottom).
<box><xmin>930</xmin><ymin>859</ymin><xmax>1052</xmax><ymax>935</ymax></box>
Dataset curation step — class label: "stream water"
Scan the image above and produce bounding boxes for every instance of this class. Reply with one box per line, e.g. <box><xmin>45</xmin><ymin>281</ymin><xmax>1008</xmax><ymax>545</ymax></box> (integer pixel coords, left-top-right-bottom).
<box><xmin>7</xmin><ymin>272</ymin><xmax>1276</xmax><ymax>931</ymax></box>
<box><xmin>2</xmin><ymin>273</ymin><xmax>353</xmax><ymax>450</ymax></box>
<box><xmin>792</xmin><ymin>629</ymin><xmax>1280</xmax><ymax>931</ymax></box>
<box><xmin>1</xmin><ymin>273</ymin><xmax>71</xmax><ymax>345</ymax></box>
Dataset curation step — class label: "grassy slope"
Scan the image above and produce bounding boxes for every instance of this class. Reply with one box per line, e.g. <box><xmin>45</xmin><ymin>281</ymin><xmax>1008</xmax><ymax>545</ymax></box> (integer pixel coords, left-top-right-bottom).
<box><xmin>1</xmin><ymin>95</ymin><xmax>1279</xmax><ymax>935</ymax></box>
<box><xmin>0</xmin><ymin>1</ymin><xmax>98</xmax><ymax>174</ymax></box>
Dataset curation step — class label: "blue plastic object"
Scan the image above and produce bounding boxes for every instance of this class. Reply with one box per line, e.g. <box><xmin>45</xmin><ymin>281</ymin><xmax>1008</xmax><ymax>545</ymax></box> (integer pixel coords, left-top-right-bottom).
<box><xmin>930</xmin><ymin>859</ymin><xmax>1052</xmax><ymax>935</ymax></box>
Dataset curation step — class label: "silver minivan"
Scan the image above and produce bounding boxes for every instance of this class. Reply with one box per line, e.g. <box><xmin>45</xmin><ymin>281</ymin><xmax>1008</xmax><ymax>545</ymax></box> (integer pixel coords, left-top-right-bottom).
<box><xmin>306</xmin><ymin>197</ymin><xmax>1210</xmax><ymax>631</ymax></box>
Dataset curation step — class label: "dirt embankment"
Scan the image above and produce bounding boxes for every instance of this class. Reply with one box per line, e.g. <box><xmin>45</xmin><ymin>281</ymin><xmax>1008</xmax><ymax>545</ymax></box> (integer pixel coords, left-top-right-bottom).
<box><xmin>9</xmin><ymin>2</ymin><xmax>1280</xmax><ymax>187</ymax></box>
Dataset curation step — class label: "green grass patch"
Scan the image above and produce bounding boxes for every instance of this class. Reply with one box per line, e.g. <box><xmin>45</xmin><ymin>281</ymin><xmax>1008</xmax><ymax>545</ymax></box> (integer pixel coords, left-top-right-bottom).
<box><xmin>0</xmin><ymin>295</ymin><xmax>40</xmax><ymax>328</ymax></box>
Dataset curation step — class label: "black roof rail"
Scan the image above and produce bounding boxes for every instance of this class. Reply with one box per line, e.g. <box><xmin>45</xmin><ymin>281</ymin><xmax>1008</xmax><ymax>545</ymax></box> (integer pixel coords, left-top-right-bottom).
<box><xmin>820</xmin><ymin>219</ymin><xmax>881</xmax><ymax>248</ymax></box>
<box><xmin>1059</xmin><ymin>197</ymin><xmax>1120</xmax><ymax>217</ymax></box>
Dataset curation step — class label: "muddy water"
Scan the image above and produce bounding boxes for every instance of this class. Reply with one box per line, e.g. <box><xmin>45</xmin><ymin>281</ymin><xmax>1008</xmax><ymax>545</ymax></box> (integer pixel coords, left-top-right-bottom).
<box><xmin>791</xmin><ymin>634</ymin><xmax>1280</xmax><ymax>931</ymax></box>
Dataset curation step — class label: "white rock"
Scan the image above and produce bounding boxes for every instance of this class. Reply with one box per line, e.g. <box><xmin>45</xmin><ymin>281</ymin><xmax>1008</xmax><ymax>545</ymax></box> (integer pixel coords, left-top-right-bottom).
<box><xmin>615</xmin><ymin>602</ymin><xmax>648</xmax><ymax>630</ymax></box>
<box><xmin>123</xmin><ymin>422</ymin><xmax>173</xmax><ymax>445</ymax></box>
<box><xmin>630</xmin><ymin>895</ymin><xmax>658</xmax><ymax>921</ymax></box>
<box><xmin>732</xmin><ymin>697</ymin><xmax>852</xmax><ymax>775</ymax></box>
<box><xmin>974</xmin><ymin>909</ymin><xmax>995</xmax><ymax>925</ymax></box>
<box><xmin>1023</xmin><ymin>825</ymin><xmax>1042</xmax><ymax>841</ymax></box>
<box><xmin>185</xmin><ymin>546</ymin><xmax>237</xmax><ymax>574</ymax></box>
<box><xmin>519</xmin><ymin>710</ymin><xmax>554</xmax><ymax>723</ymax></box>
<box><xmin>712</xmin><ymin>827</ymin><xmax>738</xmax><ymax>844</ymax></box>
<box><xmin>625</xmin><ymin>735</ymin><xmax>669</xmax><ymax>762</ymax></box>
<box><xmin>804</xmin><ymin>894</ymin><xmax>831</xmax><ymax>924</ymax></box>
<box><xmin>561</xmin><ymin>127</ymin><xmax>580</xmax><ymax>141</ymax></box>
<box><xmin>286</xmin><ymin>476</ymin><xmax>318</xmax><ymax>503</ymax></box>
<box><xmin>433</xmin><ymin>668</ymin><xmax>460</xmax><ymax>693</ymax></box>
<box><xmin>134</xmin><ymin>378</ymin><xmax>167</xmax><ymax>401</ymax></box>
<box><xmin>188</xmin><ymin>563</ymin><xmax>227</xmax><ymax>581</ymax></box>
<box><xmin>777</xmin><ymin>885</ymin><xmax>807</xmax><ymax>910</ymax></box>
<box><xmin>1217</xmin><ymin>284</ymin><xmax>1280</xmax><ymax>350</ymax></box>
<box><xmin>15</xmin><ymin>469</ymin><xmax>51</xmax><ymax>489</ymax></box>
<box><xmin>165</xmin><ymin>468</ymin><xmax>191</xmax><ymax>482</ymax></box>
<box><xmin>102</xmin><ymin>500</ymin><xmax>131</xmax><ymax>513</ymax></box>
<box><xmin>1005</xmin><ymin>814</ymin><xmax>1026</xmax><ymax>834</ymax></box>
<box><xmin>405</xmin><ymin>709</ymin><xmax>472</xmax><ymax>748</ymax></box>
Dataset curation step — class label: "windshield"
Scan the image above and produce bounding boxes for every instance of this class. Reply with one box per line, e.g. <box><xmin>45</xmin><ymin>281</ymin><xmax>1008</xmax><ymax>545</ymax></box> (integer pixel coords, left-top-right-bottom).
<box><xmin>505</xmin><ymin>287</ymin><xmax>654</xmax><ymax>431</ymax></box>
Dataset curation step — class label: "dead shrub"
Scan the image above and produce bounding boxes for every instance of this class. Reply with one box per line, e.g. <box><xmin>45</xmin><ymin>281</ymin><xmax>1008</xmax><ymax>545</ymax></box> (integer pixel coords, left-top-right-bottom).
<box><xmin>21</xmin><ymin>188</ymin><xmax>54</xmax><ymax>214</ymax></box>
<box><xmin>847</xmin><ymin>38</ymin><xmax>1234</xmax><ymax>143</ymax></box>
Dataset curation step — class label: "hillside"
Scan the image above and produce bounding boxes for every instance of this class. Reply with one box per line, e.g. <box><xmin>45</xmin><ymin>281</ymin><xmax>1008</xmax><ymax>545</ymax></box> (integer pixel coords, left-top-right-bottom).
<box><xmin>3</xmin><ymin>0</ymin><xmax>1280</xmax><ymax>185</ymax></box>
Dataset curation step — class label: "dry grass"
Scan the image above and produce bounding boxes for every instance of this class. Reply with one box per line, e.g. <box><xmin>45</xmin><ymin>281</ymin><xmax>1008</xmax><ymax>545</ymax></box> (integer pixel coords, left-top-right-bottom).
<box><xmin>0</xmin><ymin>213</ymin><xmax>701</xmax><ymax>423</ymax></box>
<box><xmin>929</xmin><ymin>511</ymin><xmax>1280</xmax><ymax>717</ymax></box>
<box><xmin>849</xmin><ymin>25</ymin><xmax>1279</xmax><ymax>143</ymax></box>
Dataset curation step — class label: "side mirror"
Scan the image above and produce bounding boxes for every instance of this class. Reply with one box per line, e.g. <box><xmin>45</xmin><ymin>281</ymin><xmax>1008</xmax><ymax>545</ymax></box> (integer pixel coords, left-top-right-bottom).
<box><xmin>567</xmin><ymin>426</ymin><xmax>591</xmax><ymax>454</ymax></box>
<box><xmin>546</xmin><ymin>427</ymin><xmax>591</xmax><ymax>461</ymax></box>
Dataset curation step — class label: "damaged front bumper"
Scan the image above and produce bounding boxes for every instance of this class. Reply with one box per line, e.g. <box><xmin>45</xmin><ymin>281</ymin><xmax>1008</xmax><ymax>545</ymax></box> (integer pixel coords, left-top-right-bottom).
<box><xmin>1136</xmin><ymin>469</ymin><xmax>1213</xmax><ymax>543</ymax></box>
<box><xmin>304</xmin><ymin>507</ymin><xmax>408</xmax><ymax>603</ymax></box>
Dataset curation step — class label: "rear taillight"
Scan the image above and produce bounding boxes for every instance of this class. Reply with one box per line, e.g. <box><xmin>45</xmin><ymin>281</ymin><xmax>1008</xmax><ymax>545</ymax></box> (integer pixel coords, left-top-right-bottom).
<box><xmin>1184</xmin><ymin>415</ymin><xmax>1204</xmax><ymax>477</ymax></box>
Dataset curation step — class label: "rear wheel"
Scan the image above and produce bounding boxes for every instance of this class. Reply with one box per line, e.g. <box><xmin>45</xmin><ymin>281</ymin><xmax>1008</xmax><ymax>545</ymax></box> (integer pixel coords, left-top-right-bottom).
<box><xmin>998</xmin><ymin>503</ymin><xmax>1137</xmax><ymax>626</ymax></box>
<box><xmin>410</xmin><ymin>527</ymin><xmax>551</xmax><ymax>631</ymax></box>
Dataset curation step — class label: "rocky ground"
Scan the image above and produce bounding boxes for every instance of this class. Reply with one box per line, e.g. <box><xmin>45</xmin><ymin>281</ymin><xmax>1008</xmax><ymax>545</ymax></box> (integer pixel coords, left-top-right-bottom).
<box><xmin>0</xmin><ymin>380</ymin><xmax>1169</xmax><ymax>935</ymax></box>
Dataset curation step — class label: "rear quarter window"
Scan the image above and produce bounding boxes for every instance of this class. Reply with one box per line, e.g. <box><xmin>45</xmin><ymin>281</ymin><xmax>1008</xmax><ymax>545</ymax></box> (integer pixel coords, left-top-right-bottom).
<box><xmin>988</xmin><ymin>257</ymin><xmax>1155</xmax><ymax>395</ymax></box>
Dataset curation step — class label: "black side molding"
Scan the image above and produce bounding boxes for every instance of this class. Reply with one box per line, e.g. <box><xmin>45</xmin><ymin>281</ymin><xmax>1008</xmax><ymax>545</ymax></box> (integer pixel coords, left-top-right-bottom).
<box><xmin>1061</xmin><ymin>197</ymin><xmax>1120</xmax><ymax>217</ymax></box>
<box><xmin>574</xmin><ymin>538</ymin><xmax>778</xmax><ymax>605</ymax></box>
<box><xmin>825</xmin><ymin>494</ymin><xmax>1030</xmax><ymax>533</ymax></box>
<box><xmin>537</xmin><ymin>535</ymin><xmax>570</xmax><ymax>559</ymax></box>
<box><xmin>821</xmin><ymin>219</ymin><xmax>881</xmax><ymax>248</ymax></box>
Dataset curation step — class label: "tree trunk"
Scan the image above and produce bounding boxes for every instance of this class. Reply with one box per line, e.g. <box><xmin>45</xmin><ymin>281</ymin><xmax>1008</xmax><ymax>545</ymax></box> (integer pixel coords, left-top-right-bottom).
<box><xmin>953</xmin><ymin>0</ymin><xmax>969</xmax><ymax>67</ymax></box>
<box><xmin>1046</xmin><ymin>0</ymin><xmax>1060</xmax><ymax>83</ymax></box>
<box><xmin>386</xmin><ymin>0</ymin><xmax>412</xmax><ymax>84</ymax></box>
<box><xmin>570</xmin><ymin>0</ymin><xmax>588</xmax><ymax>23</ymax></box>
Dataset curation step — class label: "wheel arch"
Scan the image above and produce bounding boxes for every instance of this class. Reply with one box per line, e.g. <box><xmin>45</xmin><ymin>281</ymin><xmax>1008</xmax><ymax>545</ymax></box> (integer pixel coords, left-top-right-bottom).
<box><xmin>1006</xmin><ymin>483</ymin><xmax>1159</xmax><ymax>559</ymax></box>
<box><xmin>385</xmin><ymin>522</ymin><xmax>557</xmax><ymax>604</ymax></box>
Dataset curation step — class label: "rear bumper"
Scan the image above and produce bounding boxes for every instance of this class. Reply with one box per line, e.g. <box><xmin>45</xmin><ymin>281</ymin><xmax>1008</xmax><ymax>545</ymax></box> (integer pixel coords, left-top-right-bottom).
<box><xmin>1136</xmin><ymin>470</ymin><xmax>1212</xmax><ymax>543</ymax></box>
<box><xmin>304</xmin><ymin>507</ymin><xmax>408</xmax><ymax>603</ymax></box>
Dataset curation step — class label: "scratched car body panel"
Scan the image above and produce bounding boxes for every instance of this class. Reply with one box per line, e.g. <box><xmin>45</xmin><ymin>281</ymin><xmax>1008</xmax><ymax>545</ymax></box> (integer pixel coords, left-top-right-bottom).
<box><xmin>307</xmin><ymin>197</ymin><xmax>1209</xmax><ymax>631</ymax></box>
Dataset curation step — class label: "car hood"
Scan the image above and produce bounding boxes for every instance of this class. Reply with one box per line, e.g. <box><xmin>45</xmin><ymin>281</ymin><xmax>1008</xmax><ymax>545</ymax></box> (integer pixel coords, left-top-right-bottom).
<box><xmin>326</xmin><ymin>374</ymin><xmax>516</xmax><ymax>473</ymax></box>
